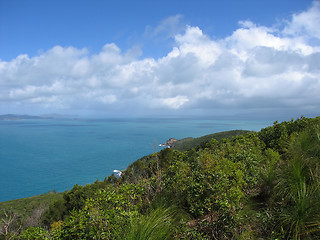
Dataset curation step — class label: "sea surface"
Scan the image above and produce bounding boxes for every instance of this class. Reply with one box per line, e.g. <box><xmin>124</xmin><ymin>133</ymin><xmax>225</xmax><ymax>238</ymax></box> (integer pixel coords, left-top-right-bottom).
<box><xmin>0</xmin><ymin>118</ymin><xmax>272</xmax><ymax>202</ymax></box>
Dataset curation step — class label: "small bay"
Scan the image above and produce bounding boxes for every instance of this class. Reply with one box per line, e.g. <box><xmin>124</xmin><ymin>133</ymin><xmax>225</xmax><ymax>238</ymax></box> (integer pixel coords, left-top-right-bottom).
<box><xmin>0</xmin><ymin>118</ymin><xmax>272</xmax><ymax>202</ymax></box>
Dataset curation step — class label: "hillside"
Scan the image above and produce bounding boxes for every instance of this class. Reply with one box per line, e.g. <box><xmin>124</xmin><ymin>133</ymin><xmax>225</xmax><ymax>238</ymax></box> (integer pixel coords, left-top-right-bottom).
<box><xmin>1</xmin><ymin>116</ymin><xmax>320</xmax><ymax>240</ymax></box>
<box><xmin>0</xmin><ymin>192</ymin><xmax>63</xmax><ymax>237</ymax></box>
<box><xmin>172</xmin><ymin>130</ymin><xmax>251</xmax><ymax>151</ymax></box>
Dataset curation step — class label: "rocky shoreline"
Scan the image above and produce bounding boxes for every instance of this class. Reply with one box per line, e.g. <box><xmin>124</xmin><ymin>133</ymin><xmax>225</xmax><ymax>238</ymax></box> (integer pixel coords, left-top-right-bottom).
<box><xmin>159</xmin><ymin>138</ymin><xmax>178</xmax><ymax>148</ymax></box>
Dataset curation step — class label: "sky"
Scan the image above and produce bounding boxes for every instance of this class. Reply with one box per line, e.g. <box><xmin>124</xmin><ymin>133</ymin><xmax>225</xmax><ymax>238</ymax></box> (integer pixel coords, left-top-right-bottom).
<box><xmin>0</xmin><ymin>0</ymin><xmax>319</xmax><ymax>119</ymax></box>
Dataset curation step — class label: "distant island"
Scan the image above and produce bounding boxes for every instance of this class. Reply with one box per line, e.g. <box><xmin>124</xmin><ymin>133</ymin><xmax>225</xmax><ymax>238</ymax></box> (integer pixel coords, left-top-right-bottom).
<box><xmin>0</xmin><ymin>114</ymin><xmax>50</xmax><ymax>121</ymax></box>
<box><xmin>0</xmin><ymin>114</ymin><xmax>78</xmax><ymax>121</ymax></box>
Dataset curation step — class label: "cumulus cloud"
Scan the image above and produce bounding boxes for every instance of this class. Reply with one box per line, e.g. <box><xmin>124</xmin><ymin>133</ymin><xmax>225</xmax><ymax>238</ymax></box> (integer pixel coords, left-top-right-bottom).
<box><xmin>1</xmin><ymin>2</ymin><xmax>320</xmax><ymax>117</ymax></box>
<box><xmin>284</xmin><ymin>1</ymin><xmax>320</xmax><ymax>40</ymax></box>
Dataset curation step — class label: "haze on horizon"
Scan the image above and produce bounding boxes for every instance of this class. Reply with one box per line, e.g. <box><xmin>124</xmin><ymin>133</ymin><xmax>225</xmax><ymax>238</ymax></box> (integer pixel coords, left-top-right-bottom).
<box><xmin>0</xmin><ymin>0</ymin><xmax>319</xmax><ymax>120</ymax></box>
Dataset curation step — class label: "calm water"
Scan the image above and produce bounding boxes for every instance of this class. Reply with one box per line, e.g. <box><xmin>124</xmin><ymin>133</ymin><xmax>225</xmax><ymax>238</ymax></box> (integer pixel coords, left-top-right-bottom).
<box><xmin>0</xmin><ymin>118</ymin><xmax>272</xmax><ymax>202</ymax></box>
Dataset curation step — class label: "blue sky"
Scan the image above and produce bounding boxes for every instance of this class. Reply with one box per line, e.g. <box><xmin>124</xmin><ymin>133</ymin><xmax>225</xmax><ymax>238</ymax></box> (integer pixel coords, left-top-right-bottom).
<box><xmin>0</xmin><ymin>0</ymin><xmax>311</xmax><ymax>60</ymax></box>
<box><xmin>0</xmin><ymin>0</ymin><xmax>319</xmax><ymax>119</ymax></box>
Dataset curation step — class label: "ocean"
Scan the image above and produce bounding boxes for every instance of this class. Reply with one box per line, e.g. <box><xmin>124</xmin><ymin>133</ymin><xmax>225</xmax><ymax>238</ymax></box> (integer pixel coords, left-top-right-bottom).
<box><xmin>0</xmin><ymin>118</ymin><xmax>272</xmax><ymax>202</ymax></box>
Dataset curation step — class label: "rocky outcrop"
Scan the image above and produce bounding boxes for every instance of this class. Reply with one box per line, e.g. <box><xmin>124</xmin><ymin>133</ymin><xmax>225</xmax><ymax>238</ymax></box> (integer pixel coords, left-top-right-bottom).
<box><xmin>160</xmin><ymin>138</ymin><xmax>178</xmax><ymax>148</ymax></box>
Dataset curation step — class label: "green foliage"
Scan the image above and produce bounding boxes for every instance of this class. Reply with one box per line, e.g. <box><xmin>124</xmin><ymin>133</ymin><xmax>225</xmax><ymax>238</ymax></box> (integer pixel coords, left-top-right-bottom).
<box><xmin>160</xmin><ymin>133</ymin><xmax>266</xmax><ymax>239</ymax></box>
<box><xmin>0</xmin><ymin>193</ymin><xmax>63</xmax><ymax>221</ymax></box>
<box><xmin>42</xmin><ymin>179</ymin><xmax>110</xmax><ymax>226</ymax></box>
<box><xmin>41</xmin><ymin>198</ymin><xmax>66</xmax><ymax>226</ymax></box>
<box><xmin>50</xmin><ymin>182</ymin><xmax>147</xmax><ymax>239</ymax></box>
<box><xmin>174</xmin><ymin>221</ymin><xmax>211</xmax><ymax>240</ymax></box>
<box><xmin>122</xmin><ymin>154</ymin><xmax>157</xmax><ymax>183</ymax></box>
<box><xmin>5</xmin><ymin>116</ymin><xmax>320</xmax><ymax>239</ymax></box>
<box><xmin>258</xmin><ymin>148</ymin><xmax>280</xmax><ymax>203</ymax></box>
<box><xmin>18</xmin><ymin>227</ymin><xmax>48</xmax><ymax>240</ymax></box>
<box><xmin>274</xmin><ymin>127</ymin><xmax>320</xmax><ymax>239</ymax></box>
<box><xmin>0</xmin><ymin>192</ymin><xmax>63</xmax><ymax>236</ymax></box>
<box><xmin>119</xmin><ymin>205</ymin><xmax>183</xmax><ymax>240</ymax></box>
<box><xmin>258</xmin><ymin>116</ymin><xmax>320</xmax><ymax>153</ymax></box>
<box><xmin>173</xmin><ymin>130</ymin><xmax>252</xmax><ymax>152</ymax></box>
<box><xmin>63</xmin><ymin>180</ymin><xmax>110</xmax><ymax>213</ymax></box>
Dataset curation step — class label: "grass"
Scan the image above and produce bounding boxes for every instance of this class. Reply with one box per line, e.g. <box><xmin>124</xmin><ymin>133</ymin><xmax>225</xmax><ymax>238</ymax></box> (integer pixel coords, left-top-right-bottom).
<box><xmin>0</xmin><ymin>192</ymin><xmax>63</xmax><ymax>230</ymax></box>
<box><xmin>275</xmin><ymin>128</ymin><xmax>320</xmax><ymax>239</ymax></box>
<box><xmin>118</xmin><ymin>205</ymin><xmax>184</xmax><ymax>240</ymax></box>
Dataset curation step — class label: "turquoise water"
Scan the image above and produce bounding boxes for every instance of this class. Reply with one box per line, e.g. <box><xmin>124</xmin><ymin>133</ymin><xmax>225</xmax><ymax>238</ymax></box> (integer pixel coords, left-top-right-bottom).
<box><xmin>0</xmin><ymin>118</ymin><xmax>272</xmax><ymax>202</ymax></box>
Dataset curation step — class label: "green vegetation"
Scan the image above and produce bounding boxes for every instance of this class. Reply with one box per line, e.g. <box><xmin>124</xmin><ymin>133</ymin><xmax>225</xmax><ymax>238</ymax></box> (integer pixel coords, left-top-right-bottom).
<box><xmin>1</xmin><ymin>116</ymin><xmax>320</xmax><ymax>239</ymax></box>
<box><xmin>172</xmin><ymin>130</ymin><xmax>251</xmax><ymax>152</ymax></box>
<box><xmin>0</xmin><ymin>192</ymin><xmax>62</xmax><ymax>217</ymax></box>
<box><xmin>0</xmin><ymin>192</ymin><xmax>63</xmax><ymax>236</ymax></box>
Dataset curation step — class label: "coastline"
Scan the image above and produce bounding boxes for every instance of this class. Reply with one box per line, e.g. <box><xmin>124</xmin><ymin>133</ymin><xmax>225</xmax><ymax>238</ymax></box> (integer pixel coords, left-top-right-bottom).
<box><xmin>0</xmin><ymin>118</ymin><xmax>272</xmax><ymax>202</ymax></box>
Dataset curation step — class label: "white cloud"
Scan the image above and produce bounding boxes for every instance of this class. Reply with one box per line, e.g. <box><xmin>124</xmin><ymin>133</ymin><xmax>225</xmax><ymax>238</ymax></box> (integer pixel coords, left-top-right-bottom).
<box><xmin>1</xmin><ymin>2</ymin><xmax>320</xmax><ymax>117</ymax></box>
<box><xmin>284</xmin><ymin>1</ymin><xmax>320</xmax><ymax>39</ymax></box>
<box><xmin>175</xmin><ymin>26</ymin><xmax>222</xmax><ymax>67</ymax></box>
<box><xmin>155</xmin><ymin>95</ymin><xmax>189</xmax><ymax>109</ymax></box>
